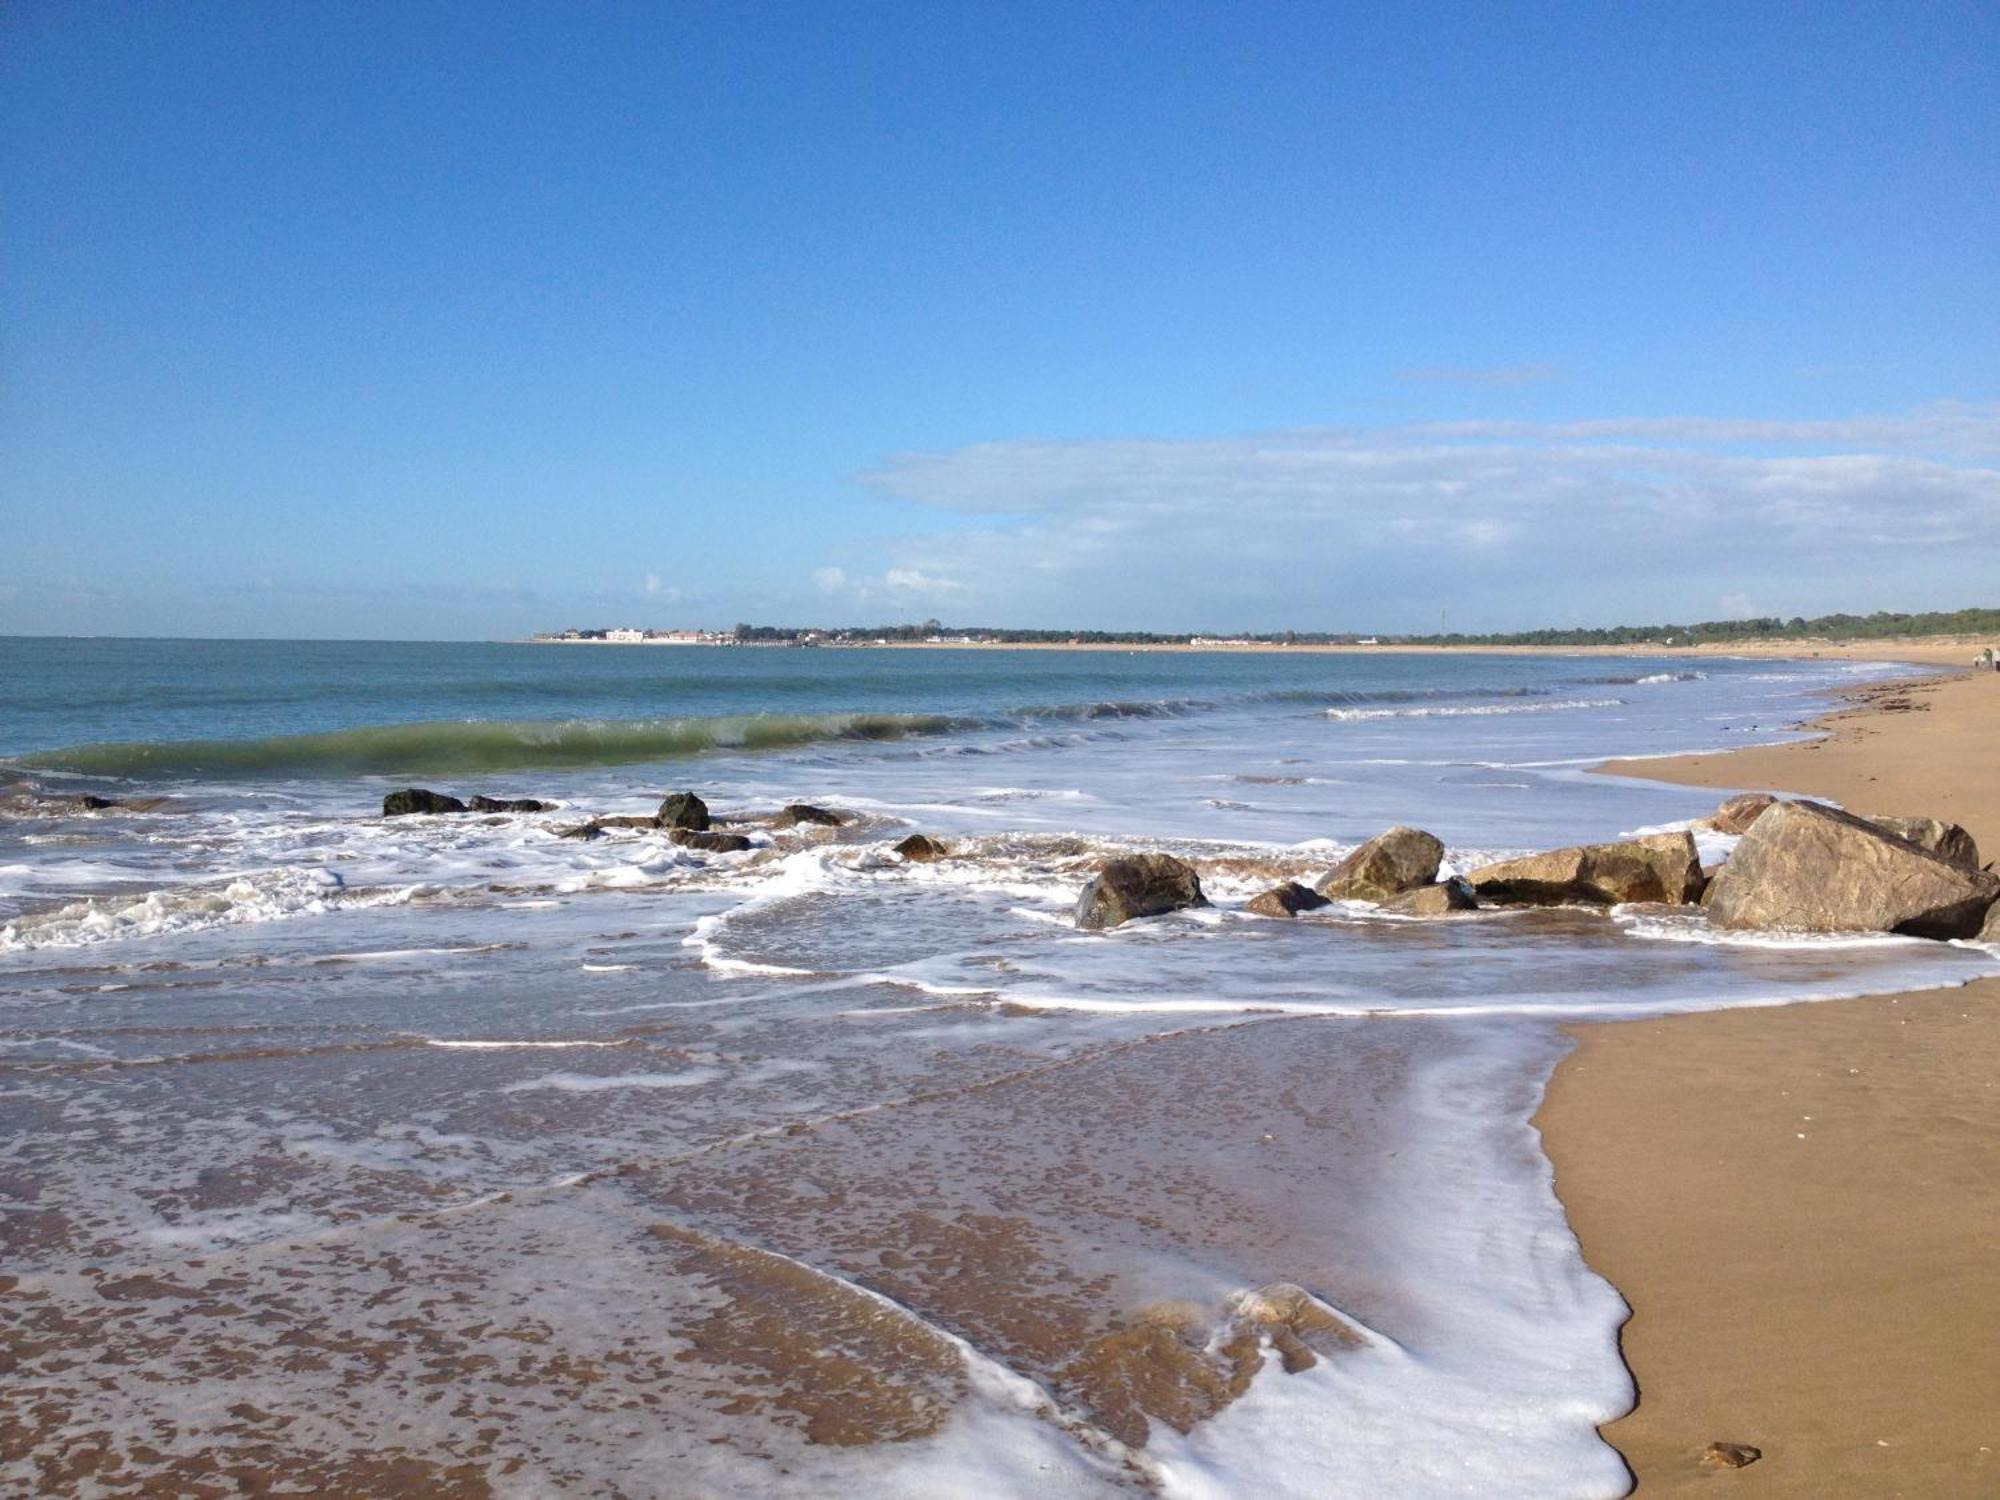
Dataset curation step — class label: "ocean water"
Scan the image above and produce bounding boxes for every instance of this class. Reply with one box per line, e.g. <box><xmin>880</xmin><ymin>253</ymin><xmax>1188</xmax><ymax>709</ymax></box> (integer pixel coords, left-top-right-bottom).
<box><xmin>2</xmin><ymin>639</ymin><xmax>1989</xmax><ymax>1497</ymax></box>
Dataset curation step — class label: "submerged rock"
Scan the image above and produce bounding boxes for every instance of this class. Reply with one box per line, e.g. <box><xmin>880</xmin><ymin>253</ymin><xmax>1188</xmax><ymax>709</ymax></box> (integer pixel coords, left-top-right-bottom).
<box><xmin>556</xmin><ymin>821</ymin><xmax>605</xmax><ymax>840</ymax></box>
<box><xmin>1863</xmin><ymin>814</ymin><xmax>1979</xmax><ymax>872</ymax></box>
<box><xmin>382</xmin><ymin>788</ymin><xmax>468</xmax><ymax>816</ymax></box>
<box><xmin>670</xmin><ymin>828</ymin><xmax>753</xmax><ymax>853</ymax></box>
<box><xmin>1315</xmin><ymin>826</ymin><xmax>1444</xmax><ymax>903</ymax></box>
<box><xmin>1466</xmin><ymin>832</ymin><xmax>1703</xmax><ymax>906</ymax></box>
<box><xmin>772</xmin><ymin>803</ymin><xmax>846</xmax><ymax>828</ymax></box>
<box><xmin>595</xmin><ymin>814</ymin><xmax>664</xmax><ymax>830</ymax></box>
<box><xmin>1075</xmin><ymin>854</ymin><xmax>1208</xmax><ymax>931</ymax></box>
<box><xmin>1244</xmin><ymin>882</ymin><xmax>1330</xmax><ymax>918</ymax></box>
<box><xmin>1707</xmin><ymin>800</ymin><xmax>1998</xmax><ymax>939</ymax></box>
<box><xmin>893</xmin><ymin>833</ymin><xmax>948</xmax><ymax>862</ymax></box>
<box><xmin>1380</xmin><ymin>879</ymin><xmax>1477</xmax><ymax>916</ymax></box>
<box><xmin>657</xmin><ymin>791</ymin><xmax>710</xmax><ymax>830</ymax></box>
<box><xmin>468</xmin><ymin>795</ymin><xmax>553</xmax><ymax>814</ymax></box>
<box><xmin>1710</xmin><ymin>792</ymin><xmax>1777</xmax><ymax>834</ymax></box>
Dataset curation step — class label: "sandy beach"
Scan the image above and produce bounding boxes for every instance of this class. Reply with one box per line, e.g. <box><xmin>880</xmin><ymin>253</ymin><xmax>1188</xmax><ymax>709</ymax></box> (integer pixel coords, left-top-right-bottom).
<box><xmin>1542</xmin><ymin>658</ymin><xmax>2000</xmax><ymax>1495</ymax></box>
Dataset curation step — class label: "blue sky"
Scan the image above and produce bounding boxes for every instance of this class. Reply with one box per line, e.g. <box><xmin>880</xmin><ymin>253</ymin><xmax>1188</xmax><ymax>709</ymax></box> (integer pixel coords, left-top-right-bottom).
<box><xmin>4</xmin><ymin>1</ymin><xmax>1996</xmax><ymax>638</ymax></box>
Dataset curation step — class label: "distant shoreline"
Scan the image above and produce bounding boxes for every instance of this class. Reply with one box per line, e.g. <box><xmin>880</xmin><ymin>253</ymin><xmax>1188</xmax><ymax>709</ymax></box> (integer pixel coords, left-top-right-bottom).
<box><xmin>517</xmin><ymin>634</ymin><xmax>1990</xmax><ymax>664</ymax></box>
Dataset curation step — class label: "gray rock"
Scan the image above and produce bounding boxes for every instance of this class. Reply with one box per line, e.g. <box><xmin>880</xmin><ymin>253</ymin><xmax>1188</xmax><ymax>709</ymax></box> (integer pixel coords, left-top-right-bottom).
<box><xmin>670</xmin><ymin>828</ymin><xmax>753</xmax><ymax>853</ymax></box>
<box><xmin>657</xmin><ymin>791</ymin><xmax>710</xmax><ymax>830</ymax></box>
<box><xmin>1707</xmin><ymin>800</ymin><xmax>1999</xmax><ymax>940</ymax></box>
<box><xmin>1244</xmin><ymin>882</ymin><xmax>1330</xmax><ymax>918</ymax></box>
<box><xmin>1380</xmin><ymin>879</ymin><xmax>1478</xmax><ymax>916</ymax></box>
<box><xmin>468</xmin><ymin>796</ymin><xmax>553</xmax><ymax>813</ymax></box>
<box><xmin>893</xmin><ymin>833</ymin><xmax>948</xmax><ymax>862</ymax></box>
<box><xmin>1315</xmin><ymin>826</ymin><xmax>1444</xmax><ymax>903</ymax></box>
<box><xmin>383</xmin><ymin>788</ymin><xmax>467</xmax><ymax>816</ymax></box>
<box><xmin>772</xmin><ymin>803</ymin><xmax>846</xmax><ymax>828</ymax></box>
<box><xmin>1467</xmin><ymin>832</ymin><xmax>1703</xmax><ymax>906</ymax></box>
<box><xmin>1863</xmin><ymin>814</ymin><xmax>1979</xmax><ymax>872</ymax></box>
<box><xmin>1076</xmin><ymin>854</ymin><xmax>1208</xmax><ymax>931</ymax></box>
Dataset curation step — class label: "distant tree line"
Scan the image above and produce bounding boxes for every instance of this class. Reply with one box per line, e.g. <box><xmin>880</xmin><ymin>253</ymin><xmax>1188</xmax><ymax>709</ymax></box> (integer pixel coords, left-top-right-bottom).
<box><xmin>1399</xmin><ymin>607</ymin><xmax>2000</xmax><ymax>647</ymax></box>
<box><xmin>719</xmin><ymin>607</ymin><xmax>2000</xmax><ymax>648</ymax></box>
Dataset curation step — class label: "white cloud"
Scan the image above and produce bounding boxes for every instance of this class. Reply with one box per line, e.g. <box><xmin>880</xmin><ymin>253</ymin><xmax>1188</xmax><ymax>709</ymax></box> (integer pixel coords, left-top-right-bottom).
<box><xmin>811</xmin><ymin>566</ymin><xmax>847</xmax><ymax>592</ymax></box>
<box><xmin>642</xmin><ymin>574</ymin><xmax>681</xmax><ymax>602</ymax></box>
<box><xmin>845</xmin><ymin>403</ymin><xmax>2000</xmax><ymax>630</ymax></box>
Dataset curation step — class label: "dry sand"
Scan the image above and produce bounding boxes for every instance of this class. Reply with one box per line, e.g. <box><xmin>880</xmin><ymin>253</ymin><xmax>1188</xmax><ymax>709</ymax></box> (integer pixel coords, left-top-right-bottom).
<box><xmin>1540</xmin><ymin>656</ymin><xmax>2000</xmax><ymax>1496</ymax></box>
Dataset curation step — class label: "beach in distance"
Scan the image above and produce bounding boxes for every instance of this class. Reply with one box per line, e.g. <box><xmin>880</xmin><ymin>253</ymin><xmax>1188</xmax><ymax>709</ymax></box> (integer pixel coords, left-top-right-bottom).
<box><xmin>2</xmin><ymin>637</ymin><xmax>1996</xmax><ymax>1497</ymax></box>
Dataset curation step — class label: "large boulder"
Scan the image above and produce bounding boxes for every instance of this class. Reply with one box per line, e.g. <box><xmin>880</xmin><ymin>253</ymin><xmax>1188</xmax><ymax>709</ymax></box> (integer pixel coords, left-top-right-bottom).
<box><xmin>383</xmin><ymin>788</ymin><xmax>467</xmax><ymax>816</ymax></box>
<box><xmin>1980</xmin><ymin>900</ymin><xmax>2000</xmax><ymax>944</ymax></box>
<box><xmin>1244</xmin><ymin>882</ymin><xmax>1330</xmax><ymax>918</ymax></box>
<box><xmin>1315</xmin><ymin>827</ymin><xmax>1444</xmax><ymax>903</ymax></box>
<box><xmin>1076</xmin><ymin>854</ymin><xmax>1208</xmax><ymax>931</ymax></box>
<box><xmin>1381</xmin><ymin>879</ymin><xmax>1477</xmax><ymax>916</ymax></box>
<box><xmin>1710</xmin><ymin>793</ymin><xmax>1777</xmax><ymax>834</ymax></box>
<box><xmin>1863</xmin><ymin>815</ymin><xmax>1979</xmax><ymax>872</ymax></box>
<box><xmin>657</xmin><ymin>791</ymin><xmax>710</xmax><ymax>830</ymax></box>
<box><xmin>1467</xmin><ymin>832</ymin><xmax>1703</xmax><ymax>906</ymax></box>
<box><xmin>772</xmin><ymin>803</ymin><xmax>846</xmax><ymax>828</ymax></box>
<box><xmin>1707</xmin><ymin>800</ymin><xmax>2000</xmax><ymax>940</ymax></box>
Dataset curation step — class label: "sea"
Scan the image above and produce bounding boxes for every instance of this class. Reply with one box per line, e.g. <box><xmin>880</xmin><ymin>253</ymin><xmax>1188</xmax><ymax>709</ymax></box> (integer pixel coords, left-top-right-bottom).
<box><xmin>2</xmin><ymin>638</ymin><xmax>1990</xmax><ymax>1497</ymax></box>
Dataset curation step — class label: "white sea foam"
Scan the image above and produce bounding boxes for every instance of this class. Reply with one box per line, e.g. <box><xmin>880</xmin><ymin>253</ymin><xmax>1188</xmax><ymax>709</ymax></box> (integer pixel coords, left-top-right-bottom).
<box><xmin>500</xmin><ymin>1067</ymin><xmax>723</xmax><ymax>1093</ymax></box>
<box><xmin>1326</xmin><ymin>696</ymin><xmax>1625</xmax><ymax>721</ymax></box>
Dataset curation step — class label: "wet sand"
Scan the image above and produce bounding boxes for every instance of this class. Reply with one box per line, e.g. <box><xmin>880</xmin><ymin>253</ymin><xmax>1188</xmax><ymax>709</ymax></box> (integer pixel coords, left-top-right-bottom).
<box><xmin>1544</xmin><ymin>661</ymin><xmax>2000</xmax><ymax>1495</ymax></box>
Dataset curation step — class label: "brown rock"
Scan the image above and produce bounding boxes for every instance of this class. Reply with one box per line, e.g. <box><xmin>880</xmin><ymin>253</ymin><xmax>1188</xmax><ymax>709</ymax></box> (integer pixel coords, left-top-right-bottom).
<box><xmin>1467</xmin><ymin>832</ymin><xmax>1703</xmax><ymax>906</ymax></box>
<box><xmin>1711</xmin><ymin>793</ymin><xmax>1777</xmax><ymax>834</ymax></box>
<box><xmin>657</xmin><ymin>791</ymin><xmax>710</xmax><ymax>830</ymax></box>
<box><xmin>1979</xmin><ymin>899</ymin><xmax>2000</xmax><ymax>944</ymax></box>
<box><xmin>382</xmin><ymin>788</ymin><xmax>467</xmax><ymax>816</ymax></box>
<box><xmin>557</xmin><ymin>822</ymin><xmax>604</xmax><ymax>840</ymax></box>
<box><xmin>1244</xmin><ymin>882</ymin><xmax>1330</xmax><ymax>918</ymax></box>
<box><xmin>893</xmin><ymin>834</ymin><xmax>948</xmax><ymax>862</ymax></box>
<box><xmin>670</xmin><ymin>828</ymin><xmax>753</xmax><ymax>853</ymax></box>
<box><xmin>1862</xmin><ymin>814</ymin><xmax>1979</xmax><ymax>872</ymax></box>
<box><xmin>1699</xmin><ymin>1441</ymin><xmax>1762</xmax><ymax>1469</ymax></box>
<box><xmin>1380</xmin><ymin>879</ymin><xmax>1478</xmax><ymax>916</ymax></box>
<box><xmin>772</xmin><ymin>802</ymin><xmax>847</xmax><ymax>828</ymax></box>
<box><xmin>1315</xmin><ymin>826</ymin><xmax>1444</xmax><ymax>903</ymax></box>
<box><xmin>1076</xmin><ymin>854</ymin><xmax>1208</xmax><ymax>931</ymax></box>
<box><xmin>1707</xmin><ymin>800</ymin><xmax>1999</xmax><ymax>940</ymax></box>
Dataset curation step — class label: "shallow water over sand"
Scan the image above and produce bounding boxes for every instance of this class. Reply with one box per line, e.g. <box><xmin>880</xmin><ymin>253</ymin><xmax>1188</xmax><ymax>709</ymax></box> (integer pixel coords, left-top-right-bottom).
<box><xmin>3</xmin><ymin>643</ymin><xmax>1989</xmax><ymax>1495</ymax></box>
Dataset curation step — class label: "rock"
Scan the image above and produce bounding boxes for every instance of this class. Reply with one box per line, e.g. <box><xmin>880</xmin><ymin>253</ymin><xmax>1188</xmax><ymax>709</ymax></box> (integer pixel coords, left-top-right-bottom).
<box><xmin>1697</xmin><ymin>863</ymin><xmax>1723</xmax><ymax>907</ymax></box>
<box><xmin>1699</xmin><ymin>1441</ymin><xmax>1762</xmax><ymax>1470</ymax></box>
<box><xmin>1707</xmin><ymin>800</ymin><xmax>2000</xmax><ymax>940</ymax></box>
<box><xmin>772</xmin><ymin>803</ymin><xmax>846</xmax><ymax>828</ymax></box>
<box><xmin>893</xmin><ymin>834</ymin><xmax>948</xmax><ymax>862</ymax></box>
<box><xmin>1466</xmin><ymin>832</ymin><xmax>1703</xmax><ymax>906</ymax></box>
<box><xmin>557</xmin><ymin>821</ymin><xmax>604</xmax><ymax>840</ymax></box>
<box><xmin>670</xmin><ymin>828</ymin><xmax>753</xmax><ymax>853</ymax></box>
<box><xmin>657</xmin><ymin>791</ymin><xmax>710</xmax><ymax>830</ymax></box>
<box><xmin>1979</xmin><ymin>899</ymin><xmax>2000</xmax><ymax>944</ymax></box>
<box><xmin>595</xmin><ymin>814</ymin><xmax>664</xmax><ymax>830</ymax></box>
<box><xmin>382</xmin><ymin>788</ymin><xmax>468</xmax><ymax>816</ymax></box>
<box><xmin>468</xmin><ymin>796</ymin><xmax>552</xmax><ymax>813</ymax></box>
<box><xmin>1863</xmin><ymin>814</ymin><xmax>1979</xmax><ymax>872</ymax></box>
<box><xmin>1711</xmin><ymin>793</ymin><xmax>1777</xmax><ymax>834</ymax></box>
<box><xmin>1380</xmin><ymin>879</ymin><xmax>1477</xmax><ymax>916</ymax></box>
<box><xmin>1075</xmin><ymin>854</ymin><xmax>1208</xmax><ymax>931</ymax></box>
<box><xmin>1315</xmin><ymin>826</ymin><xmax>1444</xmax><ymax>903</ymax></box>
<box><xmin>1244</xmin><ymin>882</ymin><xmax>1330</xmax><ymax>918</ymax></box>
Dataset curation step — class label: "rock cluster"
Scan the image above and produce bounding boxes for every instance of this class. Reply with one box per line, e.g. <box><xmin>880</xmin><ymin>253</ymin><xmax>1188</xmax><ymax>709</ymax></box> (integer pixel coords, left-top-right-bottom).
<box><xmin>383</xmin><ymin>788</ymin><xmax>552</xmax><ymax>816</ymax></box>
<box><xmin>1465</xmin><ymin>832</ymin><xmax>1704</xmax><ymax>906</ymax></box>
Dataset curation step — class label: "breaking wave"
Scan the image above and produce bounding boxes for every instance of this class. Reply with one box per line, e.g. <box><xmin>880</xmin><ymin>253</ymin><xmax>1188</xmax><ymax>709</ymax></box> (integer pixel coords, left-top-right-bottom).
<box><xmin>14</xmin><ymin>713</ymin><xmax>973</xmax><ymax>781</ymax></box>
<box><xmin>1326</xmin><ymin>697</ymin><xmax>1627</xmax><ymax>721</ymax></box>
